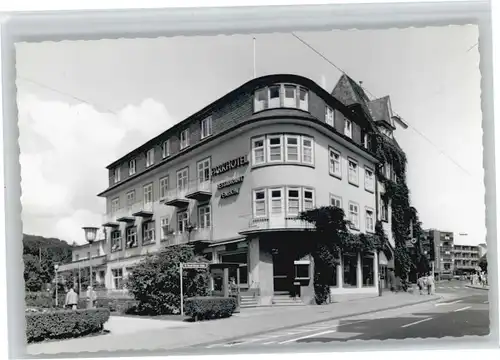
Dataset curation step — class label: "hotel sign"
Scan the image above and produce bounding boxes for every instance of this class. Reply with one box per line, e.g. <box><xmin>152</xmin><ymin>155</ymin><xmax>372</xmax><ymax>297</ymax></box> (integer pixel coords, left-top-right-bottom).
<box><xmin>211</xmin><ymin>156</ymin><xmax>249</xmax><ymax>177</ymax></box>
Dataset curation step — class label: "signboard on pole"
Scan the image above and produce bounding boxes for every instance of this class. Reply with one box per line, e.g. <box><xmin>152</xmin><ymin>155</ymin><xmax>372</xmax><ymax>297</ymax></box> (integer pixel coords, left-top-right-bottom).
<box><xmin>179</xmin><ymin>262</ymin><xmax>209</xmax><ymax>316</ymax></box>
<box><xmin>182</xmin><ymin>262</ymin><xmax>209</xmax><ymax>269</ymax></box>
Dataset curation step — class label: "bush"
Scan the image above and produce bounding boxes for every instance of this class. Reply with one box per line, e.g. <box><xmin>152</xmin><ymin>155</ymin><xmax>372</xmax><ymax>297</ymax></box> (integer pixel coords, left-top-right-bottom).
<box><xmin>25</xmin><ymin>291</ymin><xmax>65</xmax><ymax>309</ymax></box>
<box><xmin>127</xmin><ymin>245</ymin><xmax>210</xmax><ymax>315</ymax></box>
<box><xmin>26</xmin><ymin>308</ymin><xmax>110</xmax><ymax>343</ymax></box>
<box><xmin>94</xmin><ymin>297</ymin><xmax>138</xmax><ymax>313</ymax></box>
<box><xmin>184</xmin><ymin>297</ymin><xmax>237</xmax><ymax>321</ymax></box>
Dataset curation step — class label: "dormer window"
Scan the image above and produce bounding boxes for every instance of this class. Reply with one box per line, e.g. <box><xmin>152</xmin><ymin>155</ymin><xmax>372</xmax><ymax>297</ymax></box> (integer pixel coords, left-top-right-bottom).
<box><xmin>201</xmin><ymin>116</ymin><xmax>212</xmax><ymax>139</ymax></box>
<box><xmin>180</xmin><ymin>129</ymin><xmax>190</xmax><ymax>149</ymax></box>
<box><xmin>162</xmin><ymin>140</ymin><xmax>170</xmax><ymax>158</ymax></box>
<box><xmin>146</xmin><ymin>149</ymin><xmax>155</xmax><ymax>167</ymax></box>
<box><xmin>344</xmin><ymin>119</ymin><xmax>352</xmax><ymax>138</ymax></box>
<box><xmin>113</xmin><ymin>168</ymin><xmax>121</xmax><ymax>183</ymax></box>
<box><xmin>128</xmin><ymin>159</ymin><xmax>136</xmax><ymax>176</ymax></box>
<box><xmin>253</xmin><ymin>84</ymin><xmax>309</xmax><ymax>113</ymax></box>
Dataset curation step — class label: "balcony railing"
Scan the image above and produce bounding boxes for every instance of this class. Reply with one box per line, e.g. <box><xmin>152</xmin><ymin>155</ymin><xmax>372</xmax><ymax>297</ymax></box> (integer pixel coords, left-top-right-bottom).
<box><xmin>103</xmin><ymin>201</ymin><xmax>155</xmax><ymax>227</ymax></box>
<box><xmin>163</xmin><ymin>187</ymin><xmax>190</xmax><ymax>208</ymax></box>
<box><xmin>185</xmin><ymin>179</ymin><xmax>213</xmax><ymax>201</ymax></box>
<box><xmin>239</xmin><ymin>215</ymin><xmax>315</xmax><ymax>234</ymax></box>
<box><xmin>163</xmin><ymin>227</ymin><xmax>212</xmax><ymax>246</ymax></box>
<box><xmin>58</xmin><ymin>255</ymin><xmax>107</xmax><ymax>272</ymax></box>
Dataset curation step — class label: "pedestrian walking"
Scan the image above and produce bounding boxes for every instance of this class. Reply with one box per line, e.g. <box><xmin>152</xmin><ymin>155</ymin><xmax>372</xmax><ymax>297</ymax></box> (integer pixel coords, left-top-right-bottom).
<box><xmin>65</xmin><ymin>287</ymin><xmax>79</xmax><ymax>310</ymax></box>
<box><xmin>426</xmin><ymin>272</ymin><xmax>435</xmax><ymax>295</ymax></box>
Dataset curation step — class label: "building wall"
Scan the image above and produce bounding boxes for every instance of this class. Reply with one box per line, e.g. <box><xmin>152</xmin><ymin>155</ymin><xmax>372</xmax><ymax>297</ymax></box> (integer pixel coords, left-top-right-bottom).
<box><xmin>103</xmin><ymin>121</ymin><xmax>378</xmax><ymax>254</ymax></box>
<box><xmin>453</xmin><ymin>244</ymin><xmax>480</xmax><ymax>273</ymax></box>
<box><xmin>71</xmin><ymin>240</ymin><xmax>105</xmax><ymax>262</ymax></box>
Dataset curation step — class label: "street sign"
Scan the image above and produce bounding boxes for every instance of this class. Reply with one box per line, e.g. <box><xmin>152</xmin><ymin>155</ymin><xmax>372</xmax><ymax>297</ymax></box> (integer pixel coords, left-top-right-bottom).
<box><xmin>405</xmin><ymin>240</ymin><xmax>414</xmax><ymax>248</ymax></box>
<box><xmin>182</xmin><ymin>262</ymin><xmax>208</xmax><ymax>269</ymax></box>
<box><xmin>410</xmin><ymin>238</ymin><xmax>417</xmax><ymax>244</ymax></box>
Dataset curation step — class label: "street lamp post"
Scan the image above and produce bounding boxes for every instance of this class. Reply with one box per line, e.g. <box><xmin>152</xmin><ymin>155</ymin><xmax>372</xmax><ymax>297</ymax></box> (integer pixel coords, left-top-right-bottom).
<box><xmin>82</xmin><ymin>227</ymin><xmax>99</xmax><ymax>290</ymax></box>
<box><xmin>54</xmin><ymin>263</ymin><xmax>59</xmax><ymax>307</ymax></box>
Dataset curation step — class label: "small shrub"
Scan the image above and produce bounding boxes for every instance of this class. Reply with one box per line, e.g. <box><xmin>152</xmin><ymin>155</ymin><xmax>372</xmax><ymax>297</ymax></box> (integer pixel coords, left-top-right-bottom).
<box><xmin>94</xmin><ymin>297</ymin><xmax>138</xmax><ymax>313</ymax></box>
<box><xmin>25</xmin><ymin>292</ymin><xmax>65</xmax><ymax>310</ymax></box>
<box><xmin>184</xmin><ymin>297</ymin><xmax>237</xmax><ymax>321</ymax></box>
<box><xmin>26</xmin><ymin>308</ymin><xmax>110</xmax><ymax>343</ymax></box>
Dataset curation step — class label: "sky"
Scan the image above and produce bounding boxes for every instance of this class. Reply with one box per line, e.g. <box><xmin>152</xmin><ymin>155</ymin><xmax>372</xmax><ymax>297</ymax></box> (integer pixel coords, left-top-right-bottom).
<box><xmin>15</xmin><ymin>25</ymin><xmax>484</xmax><ymax>246</ymax></box>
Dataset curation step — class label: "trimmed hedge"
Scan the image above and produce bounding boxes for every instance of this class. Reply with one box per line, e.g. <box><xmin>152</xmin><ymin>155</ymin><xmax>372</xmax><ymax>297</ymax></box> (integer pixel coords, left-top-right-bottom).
<box><xmin>26</xmin><ymin>308</ymin><xmax>110</xmax><ymax>343</ymax></box>
<box><xmin>185</xmin><ymin>297</ymin><xmax>237</xmax><ymax>321</ymax></box>
<box><xmin>94</xmin><ymin>297</ymin><xmax>138</xmax><ymax>313</ymax></box>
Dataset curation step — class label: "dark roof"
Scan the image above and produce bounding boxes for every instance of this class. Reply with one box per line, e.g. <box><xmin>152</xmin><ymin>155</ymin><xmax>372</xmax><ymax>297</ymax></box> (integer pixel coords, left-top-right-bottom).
<box><xmin>331</xmin><ymin>74</ymin><xmax>370</xmax><ymax>106</ymax></box>
<box><xmin>106</xmin><ymin>74</ymin><xmax>353</xmax><ymax>170</ymax></box>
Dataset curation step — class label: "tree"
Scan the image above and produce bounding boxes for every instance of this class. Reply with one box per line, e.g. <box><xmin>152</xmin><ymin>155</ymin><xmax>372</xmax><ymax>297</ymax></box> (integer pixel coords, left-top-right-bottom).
<box><xmin>127</xmin><ymin>244</ymin><xmax>210</xmax><ymax>315</ymax></box>
<box><xmin>299</xmin><ymin>206</ymin><xmax>395</xmax><ymax>304</ymax></box>
<box><xmin>479</xmin><ymin>255</ymin><xmax>487</xmax><ymax>272</ymax></box>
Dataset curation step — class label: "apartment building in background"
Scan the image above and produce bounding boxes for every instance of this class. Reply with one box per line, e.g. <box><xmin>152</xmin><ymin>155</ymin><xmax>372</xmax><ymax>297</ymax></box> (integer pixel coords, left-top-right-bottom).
<box><xmin>424</xmin><ymin>229</ymin><xmax>454</xmax><ymax>278</ymax></box>
<box><xmin>453</xmin><ymin>244</ymin><xmax>480</xmax><ymax>274</ymax></box>
<box><xmin>60</xmin><ymin>73</ymin><xmax>409</xmax><ymax>305</ymax></box>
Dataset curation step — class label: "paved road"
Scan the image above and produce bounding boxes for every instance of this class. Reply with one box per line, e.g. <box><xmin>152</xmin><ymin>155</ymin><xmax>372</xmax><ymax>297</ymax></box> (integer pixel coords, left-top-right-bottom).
<box><xmin>200</xmin><ymin>289</ymin><xmax>488</xmax><ymax>350</ymax></box>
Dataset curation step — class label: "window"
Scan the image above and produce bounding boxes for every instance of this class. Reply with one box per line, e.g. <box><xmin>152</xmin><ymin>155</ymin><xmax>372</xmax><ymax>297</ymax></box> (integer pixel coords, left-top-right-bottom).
<box><xmin>303</xmin><ymin>189</ymin><xmax>314</xmax><ymax>211</ymax></box>
<box><xmin>285</xmin><ymin>135</ymin><xmax>300</xmax><ymax>162</ymax></box>
<box><xmin>143</xmin><ymin>183</ymin><xmax>153</xmax><ymax>205</ymax></box>
<box><xmin>177</xmin><ymin>168</ymin><xmax>189</xmax><ymax>192</ymax></box>
<box><xmin>364</xmin><ymin>167</ymin><xmax>375</xmax><ymax>192</ymax></box>
<box><xmin>330</xmin><ymin>194</ymin><xmax>342</xmax><ymax>208</ymax></box>
<box><xmin>301</xmin><ymin>136</ymin><xmax>314</xmax><ymax>164</ymax></box>
<box><xmin>294</xmin><ymin>262</ymin><xmax>310</xmax><ymax>279</ymax></box>
<box><xmin>75</xmin><ymin>254</ymin><xmax>80</xmax><ymax>261</ymax></box>
<box><xmin>348</xmin><ymin>159</ymin><xmax>359</xmax><ymax>186</ymax></box>
<box><xmin>129</xmin><ymin>159</ymin><xmax>136</xmax><ymax>176</ymax></box>
<box><xmin>269</xmin><ymin>188</ymin><xmax>284</xmax><ymax>214</ymax></box>
<box><xmin>177</xmin><ymin>211</ymin><xmax>189</xmax><ymax>233</ymax></box>
<box><xmin>366</xmin><ymin>208</ymin><xmax>375</xmax><ymax>233</ymax></box>
<box><xmin>112</xmin><ymin>268</ymin><xmax>124</xmax><ymax>289</ymax></box>
<box><xmin>111</xmin><ymin>230</ymin><xmax>122</xmax><ymax>252</ymax></box>
<box><xmin>252</xmin><ymin>137</ymin><xmax>266</xmax><ymax>165</ymax></box>
<box><xmin>362</xmin><ymin>254</ymin><xmax>374</xmax><ymax>286</ymax></box>
<box><xmin>380</xmin><ymin>194</ymin><xmax>389</xmax><ymax>221</ymax></box>
<box><xmin>201</xmin><ymin>116</ymin><xmax>212</xmax><ymax>139</ymax></box>
<box><xmin>286</xmin><ymin>188</ymin><xmax>301</xmax><ymax>216</ymax></box>
<box><xmin>197</xmin><ymin>158</ymin><xmax>211</xmax><ymax>184</ymax></box>
<box><xmin>146</xmin><ymin>149</ymin><xmax>155</xmax><ymax>167</ymax></box>
<box><xmin>267</xmin><ymin>135</ymin><xmax>283</xmax><ymax>162</ymax></box>
<box><xmin>253</xmin><ymin>189</ymin><xmax>267</xmax><ymax>217</ymax></box>
<box><xmin>162</xmin><ymin>140</ymin><xmax>170</xmax><ymax>158</ymax></box>
<box><xmin>268</xmin><ymin>85</ymin><xmax>281</xmax><ymax>108</ymax></box>
<box><xmin>142</xmin><ymin>221</ymin><xmax>155</xmax><ymax>245</ymax></box>
<box><xmin>126</xmin><ymin>191</ymin><xmax>135</xmax><ymax>206</ymax></box>
<box><xmin>159</xmin><ymin>176</ymin><xmax>169</xmax><ymax>200</ymax></box>
<box><xmin>111</xmin><ymin>198</ymin><xmax>120</xmax><ymax>213</ymax></box>
<box><xmin>198</xmin><ymin>205</ymin><xmax>211</xmax><ymax>228</ymax></box>
<box><xmin>363</xmin><ymin>133</ymin><xmax>369</xmax><ymax>149</ymax></box>
<box><xmin>160</xmin><ymin>217</ymin><xmax>170</xmax><ymax>238</ymax></box>
<box><xmin>113</xmin><ymin>168</ymin><xmax>120</xmax><ymax>183</ymax></box>
<box><xmin>180</xmin><ymin>129</ymin><xmax>190</xmax><ymax>149</ymax></box>
<box><xmin>254</xmin><ymin>88</ymin><xmax>267</xmax><ymax>112</ymax></box>
<box><xmin>326</xmin><ymin>106</ymin><xmax>334</xmax><ymax>126</ymax></box>
<box><xmin>125</xmin><ymin>227</ymin><xmax>137</xmax><ymax>248</ymax></box>
<box><xmin>283</xmin><ymin>85</ymin><xmax>297</xmax><ymax>108</ymax></box>
<box><xmin>87</xmin><ymin>251</ymin><xmax>91</xmax><ymax>260</ymax></box>
<box><xmin>349</xmin><ymin>202</ymin><xmax>360</xmax><ymax>229</ymax></box>
<box><xmin>344</xmin><ymin>119</ymin><xmax>352</xmax><ymax>138</ymax></box>
<box><xmin>343</xmin><ymin>253</ymin><xmax>357</xmax><ymax>287</ymax></box>
<box><xmin>329</xmin><ymin>148</ymin><xmax>342</xmax><ymax>178</ymax></box>
<box><xmin>298</xmin><ymin>87</ymin><xmax>308</xmax><ymax>111</ymax></box>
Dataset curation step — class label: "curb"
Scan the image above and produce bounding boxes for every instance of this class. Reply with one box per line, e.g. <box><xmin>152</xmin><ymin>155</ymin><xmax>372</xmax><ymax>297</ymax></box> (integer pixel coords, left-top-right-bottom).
<box><xmin>185</xmin><ymin>295</ymin><xmax>443</xmax><ymax>350</ymax></box>
<box><xmin>465</xmin><ymin>285</ymin><xmax>489</xmax><ymax>291</ymax></box>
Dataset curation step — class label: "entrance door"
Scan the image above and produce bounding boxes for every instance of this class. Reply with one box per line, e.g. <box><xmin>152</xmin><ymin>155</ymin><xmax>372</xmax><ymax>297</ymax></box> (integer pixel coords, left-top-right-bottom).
<box><xmin>272</xmin><ymin>249</ymin><xmax>294</xmax><ymax>294</ymax></box>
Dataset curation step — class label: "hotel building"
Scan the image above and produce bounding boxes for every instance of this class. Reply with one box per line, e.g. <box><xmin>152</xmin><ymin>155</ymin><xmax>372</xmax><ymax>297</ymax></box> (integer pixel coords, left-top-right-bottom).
<box><xmin>60</xmin><ymin>74</ymin><xmax>408</xmax><ymax>305</ymax></box>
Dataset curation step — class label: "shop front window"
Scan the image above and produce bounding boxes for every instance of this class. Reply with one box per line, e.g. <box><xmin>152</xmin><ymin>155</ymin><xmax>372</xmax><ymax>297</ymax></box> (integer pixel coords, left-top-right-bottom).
<box><xmin>221</xmin><ymin>252</ymin><xmax>248</xmax><ymax>285</ymax></box>
<box><xmin>343</xmin><ymin>253</ymin><xmax>357</xmax><ymax>287</ymax></box>
<box><xmin>362</xmin><ymin>254</ymin><xmax>374</xmax><ymax>286</ymax></box>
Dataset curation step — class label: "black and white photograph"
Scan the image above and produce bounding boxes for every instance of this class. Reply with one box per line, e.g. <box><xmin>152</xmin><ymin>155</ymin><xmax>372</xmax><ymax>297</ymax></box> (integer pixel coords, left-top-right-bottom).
<box><xmin>16</xmin><ymin>22</ymin><xmax>489</xmax><ymax>356</ymax></box>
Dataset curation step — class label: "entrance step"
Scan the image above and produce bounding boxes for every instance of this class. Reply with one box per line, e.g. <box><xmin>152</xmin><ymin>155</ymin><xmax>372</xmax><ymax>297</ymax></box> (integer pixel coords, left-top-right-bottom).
<box><xmin>272</xmin><ymin>295</ymin><xmax>305</xmax><ymax>306</ymax></box>
<box><xmin>240</xmin><ymin>295</ymin><xmax>258</xmax><ymax>308</ymax></box>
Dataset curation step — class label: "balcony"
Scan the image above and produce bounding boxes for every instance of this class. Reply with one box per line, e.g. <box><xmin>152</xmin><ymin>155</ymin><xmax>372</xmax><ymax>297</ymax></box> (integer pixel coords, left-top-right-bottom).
<box><xmin>163</xmin><ymin>227</ymin><xmax>212</xmax><ymax>245</ymax></box>
<box><xmin>131</xmin><ymin>201</ymin><xmax>154</xmax><ymax>218</ymax></box>
<box><xmin>239</xmin><ymin>216</ymin><xmax>315</xmax><ymax>235</ymax></box>
<box><xmin>185</xmin><ymin>179</ymin><xmax>212</xmax><ymax>202</ymax></box>
<box><xmin>58</xmin><ymin>255</ymin><xmax>107</xmax><ymax>272</ymax></box>
<box><xmin>163</xmin><ymin>187</ymin><xmax>190</xmax><ymax>208</ymax></box>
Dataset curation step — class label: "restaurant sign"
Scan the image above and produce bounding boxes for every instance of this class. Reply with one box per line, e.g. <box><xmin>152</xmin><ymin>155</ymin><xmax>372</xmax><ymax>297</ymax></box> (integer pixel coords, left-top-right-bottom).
<box><xmin>218</xmin><ymin>176</ymin><xmax>244</xmax><ymax>190</ymax></box>
<box><xmin>211</xmin><ymin>156</ymin><xmax>249</xmax><ymax>177</ymax></box>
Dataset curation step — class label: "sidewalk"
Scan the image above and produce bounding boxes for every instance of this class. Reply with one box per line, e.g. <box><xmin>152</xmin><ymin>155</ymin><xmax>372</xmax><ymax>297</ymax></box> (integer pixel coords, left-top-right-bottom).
<box><xmin>466</xmin><ymin>284</ymin><xmax>489</xmax><ymax>290</ymax></box>
<box><xmin>27</xmin><ymin>291</ymin><xmax>447</xmax><ymax>355</ymax></box>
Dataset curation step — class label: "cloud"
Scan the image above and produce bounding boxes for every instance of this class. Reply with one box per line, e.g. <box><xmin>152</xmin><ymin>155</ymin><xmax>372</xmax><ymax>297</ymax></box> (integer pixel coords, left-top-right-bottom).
<box><xmin>18</xmin><ymin>93</ymin><xmax>177</xmax><ymax>244</ymax></box>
